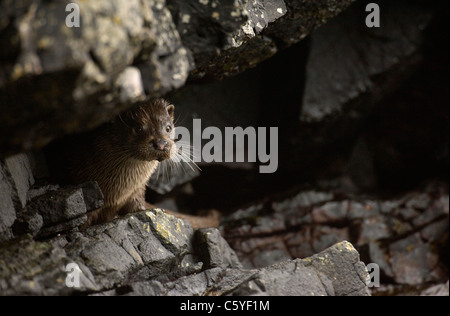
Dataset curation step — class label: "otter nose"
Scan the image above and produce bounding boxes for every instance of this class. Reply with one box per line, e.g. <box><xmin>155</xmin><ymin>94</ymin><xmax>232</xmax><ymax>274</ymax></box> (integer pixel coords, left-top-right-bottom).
<box><xmin>153</xmin><ymin>139</ymin><xmax>169</xmax><ymax>151</ymax></box>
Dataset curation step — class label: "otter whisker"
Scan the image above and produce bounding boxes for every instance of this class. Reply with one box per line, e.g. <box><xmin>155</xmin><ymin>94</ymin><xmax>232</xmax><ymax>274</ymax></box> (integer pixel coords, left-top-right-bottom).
<box><xmin>175</xmin><ymin>144</ymin><xmax>200</xmax><ymax>161</ymax></box>
<box><xmin>176</xmin><ymin>151</ymin><xmax>201</xmax><ymax>171</ymax></box>
<box><xmin>164</xmin><ymin>159</ymin><xmax>170</xmax><ymax>184</ymax></box>
<box><xmin>175</xmin><ymin>155</ymin><xmax>196</xmax><ymax>173</ymax></box>
<box><xmin>118</xmin><ymin>113</ymin><xmax>131</xmax><ymax>129</ymax></box>
<box><xmin>155</xmin><ymin>161</ymin><xmax>161</xmax><ymax>182</ymax></box>
<box><xmin>168</xmin><ymin>154</ymin><xmax>187</xmax><ymax>174</ymax></box>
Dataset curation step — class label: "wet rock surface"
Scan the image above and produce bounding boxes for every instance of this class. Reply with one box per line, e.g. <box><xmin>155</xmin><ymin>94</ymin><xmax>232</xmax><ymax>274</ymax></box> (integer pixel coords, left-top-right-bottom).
<box><xmin>168</xmin><ymin>0</ymin><xmax>355</xmax><ymax>81</ymax></box>
<box><xmin>300</xmin><ymin>0</ymin><xmax>432</xmax><ymax>123</ymax></box>
<box><xmin>167</xmin><ymin>0</ymin><xmax>447</xmax><ymax>191</ymax></box>
<box><xmin>221</xmin><ymin>181</ymin><xmax>449</xmax><ymax>294</ymax></box>
<box><xmin>0</xmin><ymin>210</ymin><xmax>369</xmax><ymax>296</ymax></box>
<box><xmin>1</xmin><ymin>0</ymin><xmax>448</xmax><ymax>297</ymax></box>
<box><xmin>0</xmin><ymin>0</ymin><xmax>356</xmax><ymax>158</ymax></box>
<box><xmin>1</xmin><ymin>153</ymin><xmax>370</xmax><ymax>296</ymax></box>
<box><xmin>0</xmin><ymin>153</ymin><xmax>105</xmax><ymax>240</ymax></box>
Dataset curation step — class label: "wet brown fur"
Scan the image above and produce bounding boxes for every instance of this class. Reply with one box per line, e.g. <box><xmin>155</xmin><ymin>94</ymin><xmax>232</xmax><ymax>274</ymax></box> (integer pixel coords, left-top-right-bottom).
<box><xmin>46</xmin><ymin>98</ymin><xmax>220</xmax><ymax>229</ymax></box>
<box><xmin>54</xmin><ymin>99</ymin><xmax>176</xmax><ymax>227</ymax></box>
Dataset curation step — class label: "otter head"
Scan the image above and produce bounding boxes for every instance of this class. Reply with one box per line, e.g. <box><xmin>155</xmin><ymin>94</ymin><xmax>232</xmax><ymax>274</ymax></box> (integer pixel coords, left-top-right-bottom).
<box><xmin>115</xmin><ymin>99</ymin><xmax>177</xmax><ymax>162</ymax></box>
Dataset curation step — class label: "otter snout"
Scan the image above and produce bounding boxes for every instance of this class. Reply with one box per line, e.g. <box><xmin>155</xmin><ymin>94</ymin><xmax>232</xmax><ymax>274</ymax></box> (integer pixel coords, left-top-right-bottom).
<box><xmin>153</xmin><ymin>139</ymin><xmax>169</xmax><ymax>151</ymax></box>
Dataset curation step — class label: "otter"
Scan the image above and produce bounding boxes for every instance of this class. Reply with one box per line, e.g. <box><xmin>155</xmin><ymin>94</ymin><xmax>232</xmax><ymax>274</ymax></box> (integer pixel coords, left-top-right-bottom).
<box><xmin>46</xmin><ymin>99</ymin><xmax>218</xmax><ymax>228</ymax></box>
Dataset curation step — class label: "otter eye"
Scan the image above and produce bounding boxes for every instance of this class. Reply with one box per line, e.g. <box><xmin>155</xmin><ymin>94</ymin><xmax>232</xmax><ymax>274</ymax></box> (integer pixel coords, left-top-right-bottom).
<box><xmin>166</xmin><ymin>125</ymin><xmax>172</xmax><ymax>133</ymax></box>
<box><xmin>134</xmin><ymin>126</ymin><xmax>144</xmax><ymax>134</ymax></box>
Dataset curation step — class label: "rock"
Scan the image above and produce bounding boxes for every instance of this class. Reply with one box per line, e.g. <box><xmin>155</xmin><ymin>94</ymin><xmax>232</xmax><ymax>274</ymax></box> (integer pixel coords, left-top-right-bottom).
<box><xmin>11</xmin><ymin>207</ymin><xmax>43</xmax><ymax>237</ymax></box>
<box><xmin>0</xmin><ymin>210</ymin><xmax>192</xmax><ymax>295</ymax></box>
<box><xmin>22</xmin><ymin>186</ymin><xmax>91</xmax><ymax>238</ymax></box>
<box><xmin>303</xmin><ymin>241</ymin><xmax>370</xmax><ymax>296</ymax></box>
<box><xmin>136</xmin><ymin>0</ymin><xmax>194</xmax><ymax>95</ymax></box>
<box><xmin>0</xmin><ymin>153</ymin><xmax>36</xmax><ymax>241</ymax></box>
<box><xmin>26</xmin><ymin>184</ymin><xmax>60</xmax><ymax>201</ymax></box>
<box><xmin>100</xmin><ymin>241</ymin><xmax>369</xmax><ymax>296</ymax></box>
<box><xmin>114</xmin><ymin>67</ymin><xmax>145</xmax><ymax>103</ymax></box>
<box><xmin>0</xmin><ymin>0</ymin><xmax>190</xmax><ymax>157</ymax></box>
<box><xmin>420</xmin><ymin>281</ymin><xmax>449</xmax><ymax>296</ymax></box>
<box><xmin>78</xmin><ymin>182</ymin><xmax>104</xmax><ymax>212</ymax></box>
<box><xmin>39</xmin><ymin>216</ymin><xmax>87</xmax><ymax>238</ymax></box>
<box><xmin>311</xmin><ymin>201</ymin><xmax>349</xmax><ymax>224</ymax></box>
<box><xmin>0</xmin><ymin>0</ymin><xmax>356</xmax><ymax>157</ymax></box>
<box><xmin>63</xmin><ymin>209</ymin><xmax>196</xmax><ymax>291</ymax></box>
<box><xmin>166</xmin><ymin>1</ymin><xmax>442</xmax><ymax>187</ymax></box>
<box><xmin>170</xmin><ymin>0</ymin><xmax>356</xmax><ymax>81</ymax></box>
<box><xmin>0</xmin><ymin>235</ymin><xmax>76</xmax><ymax>296</ymax></box>
<box><xmin>388</xmin><ymin>233</ymin><xmax>442</xmax><ymax>285</ymax></box>
<box><xmin>222</xmin><ymin>182</ymin><xmax>449</xmax><ymax>290</ymax></box>
<box><xmin>0</xmin><ymin>0</ymin><xmax>446</xmax><ymax>298</ymax></box>
<box><xmin>3</xmin><ymin>159</ymin><xmax>443</xmax><ymax>296</ymax></box>
<box><xmin>120</xmin><ymin>267</ymin><xmax>256</xmax><ymax>296</ymax></box>
<box><xmin>357</xmin><ymin>216</ymin><xmax>391</xmax><ymax>244</ymax></box>
<box><xmin>194</xmin><ymin>227</ymin><xmax>242</xmax><ymax>269</ymax></box>
<box><xmin>0</xmin><ymin>163</ymin><xmax>17</xmax><ymax>241</ymax></box>
<box><xmin>230</xmin><ymin>261</ymin><xmax>332</xmax><ymax>296</ymax></box>
<box><xmin>272</xmin><ymin>190</ymin><xmax>334</xmax><ymax>212</ymax></box>
<box><xmin>3</xmin><ymin>153</ymin><xmax>35</xmax><ymax>209</ymax></box>
<box><xmin>137</xmin><ymin>208</ymin><xmax>194</xmax><ymax>258</ymax></box>
<box><xmin>251</xmin><ymin>247</ymin><xmax>291</xmax><ymax>269</ymax></box>
<box><xmin>229</xmin><ymin>241</ymin><xmax>368</xmax><ymax>296</ymax></box>
<box><xmin>0</xmin><ymin>151</ymin><xmax>105</xmax><ymax>241</ymax></box>
<box><xmin>230</xmin><ymin>241</ymin><xmax>370</xmax><ymax>296</ymax></box>
<box><xmin>301</xmin><ymin>0</ymin><xmax>432</xmax><ymax>123</ymax></box>
<box><xmin>29</xmin><ymin>188</ymin><xmax>86</xmax><ymax>226</ymax></box>
<box><xmin>0</xmin><ymin>206</ymin><xmax>370</xmax><ymax>296</ymax></box>
<box><xmin>77</xmin><ymin>233</ymin><xmax>138</xmax><ymax>289</ymax></box>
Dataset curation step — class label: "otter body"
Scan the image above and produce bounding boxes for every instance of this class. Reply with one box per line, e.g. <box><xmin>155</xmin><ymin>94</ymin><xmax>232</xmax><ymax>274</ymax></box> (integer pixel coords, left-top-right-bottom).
<box><xmin>48</xmin><ymin>99</ymin><xmax>177</xmax><ymax>227</ymax></box>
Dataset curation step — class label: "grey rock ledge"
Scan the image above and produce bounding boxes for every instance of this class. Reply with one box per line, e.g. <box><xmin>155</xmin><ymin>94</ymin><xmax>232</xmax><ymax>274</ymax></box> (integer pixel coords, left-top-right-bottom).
<box><xmin>0</xmin><ymin>208</ymin><xmax>370</xmax><ymax>296</ymax></box>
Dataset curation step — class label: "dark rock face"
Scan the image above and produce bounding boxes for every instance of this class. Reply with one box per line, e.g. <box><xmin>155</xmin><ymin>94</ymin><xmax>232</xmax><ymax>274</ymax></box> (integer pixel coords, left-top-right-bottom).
<box><xmin>167</xmin><ymin>0</ymin><xmax>355</xmax><ymax>81</ymax></box>
<box><xmin>0</xmin><ymin>0</ymin><xmax>188</xmax><ymax>157</ymax></box>
<box><xmin>0</xmin><ymin>0</ymin><xmax>448</xmax><ymax>297</ymax></box>
<box><xmin>300</xmin><ymin>1</ymin><xmax>432</xmax><ymax>123</ymax></box>
<box><xmin>0</xmin><ymin>209</ymin><xmax>369</xmax><ymax>296</ymax></box>
<box><xmin>0</xmin><ymin>153</ymin><xmax>105</xmax><ymax>241</ymax></box>
<box><xmin>194</xmin><ymin>227</ymin><xmax>242</xmax><ymax>270</ymax></box>
<box><xmin>0</xmin><ymin>0</ymin><xmax>356</xmax><ymax>158</ymax></box>
<box><xmin>0</xmin><ymin>153</ymin><xmax>370</xmax><ymax>296</ymax></box>
<box><xmin>168</xmin><ymin>0</ymin><xmax>447</xmax><ymax>189</ymax></box>
<box><xmin>1</xmin><ymin>153</ymin><xmax>35</xmax><ymax>241</ymax></box>
<box><xmin>221</xmin><ymin>182</ymin><xmax>449</xmax><ymax>293</ymax></box>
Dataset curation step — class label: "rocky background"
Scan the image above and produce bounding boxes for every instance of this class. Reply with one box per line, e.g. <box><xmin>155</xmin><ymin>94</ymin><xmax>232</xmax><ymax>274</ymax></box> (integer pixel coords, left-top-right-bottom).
<box><xmin>1</xmin><ymin>0</ymin><xmax>449</xmax><ymax>296</ymax></box>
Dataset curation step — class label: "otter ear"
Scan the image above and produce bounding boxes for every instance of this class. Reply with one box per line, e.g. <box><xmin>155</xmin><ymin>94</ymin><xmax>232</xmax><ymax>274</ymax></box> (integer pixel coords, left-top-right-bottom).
<box><xmin>166</xmin><ymin>104</ymin><xmax>175</xmax><ymax>119</ymax></box>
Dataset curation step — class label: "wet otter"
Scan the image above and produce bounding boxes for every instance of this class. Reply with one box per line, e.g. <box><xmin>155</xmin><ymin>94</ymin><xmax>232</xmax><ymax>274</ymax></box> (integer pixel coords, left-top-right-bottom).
<box><xmin>59</xmin><ymin>99</ymin><xmax>177</xmax><ymax>227</ymax></box>
<box><xmin>46</xmin><ymin>98</ymin><xmax>220</xmax><ymax>228</ymax></box>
